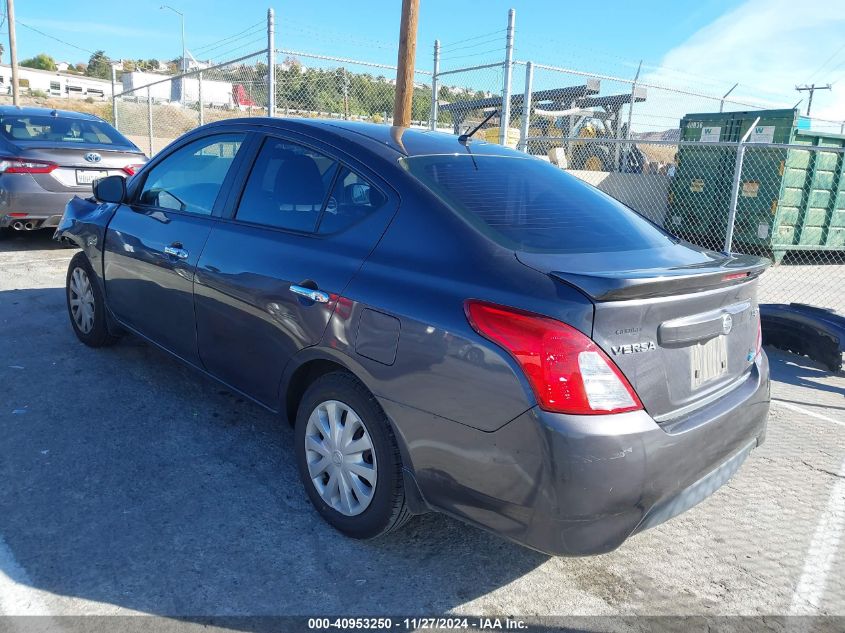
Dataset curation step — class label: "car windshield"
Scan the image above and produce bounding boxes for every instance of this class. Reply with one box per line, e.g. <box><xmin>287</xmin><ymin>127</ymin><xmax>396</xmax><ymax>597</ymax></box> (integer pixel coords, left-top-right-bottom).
<box><xmin>401</xmin><ymin>154</ymin><xmax>676</xmax><ymax>253</ymax></box>
<box><xmin>0</xmin><ymin>114</ymin><xmax>135</xmax><ymax>148</ymax></box>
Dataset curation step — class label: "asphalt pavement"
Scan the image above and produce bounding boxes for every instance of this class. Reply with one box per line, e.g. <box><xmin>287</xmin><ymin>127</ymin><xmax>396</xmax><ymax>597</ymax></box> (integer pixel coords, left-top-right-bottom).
<box><xmin>0</xmin><ymin>230</ymin><xmax>843</xmax><ymax>624</ymax></box>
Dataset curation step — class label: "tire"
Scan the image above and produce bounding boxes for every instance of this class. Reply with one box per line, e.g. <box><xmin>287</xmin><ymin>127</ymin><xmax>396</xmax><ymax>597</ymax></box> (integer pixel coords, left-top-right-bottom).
<box><xmin>295</xmin><ymin>371</ymin><xmax>411</xmax><ymax>539</ymax></box>
<box><xmin>66</xmin><ymin>252</ymin><xmax>120</xmax><ymax>348</ymax></box>
<box><xmin>572</xmin><ymin>145</ymin><xmax>609</xmax><ymax>171</ymax></box>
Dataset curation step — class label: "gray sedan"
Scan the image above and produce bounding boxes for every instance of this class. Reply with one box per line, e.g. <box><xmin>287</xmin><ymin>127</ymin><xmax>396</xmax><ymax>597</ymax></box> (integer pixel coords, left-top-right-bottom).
<box><xmin>0</xmin><ymin>105</ymin><xmax>146</xmax><ymax>235</ymax></box>
<box><xmin>55</xmin><ymin>118</ymin><xmax>770</xmax><ymax>556</ymax></box>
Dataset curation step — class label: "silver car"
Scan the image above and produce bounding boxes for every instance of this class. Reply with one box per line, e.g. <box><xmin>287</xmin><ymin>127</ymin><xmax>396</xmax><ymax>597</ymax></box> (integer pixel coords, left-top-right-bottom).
<box><xmin>0</xmin><ymin>105</ymin><xmax>146</xmax><ymax>234</ymax></box>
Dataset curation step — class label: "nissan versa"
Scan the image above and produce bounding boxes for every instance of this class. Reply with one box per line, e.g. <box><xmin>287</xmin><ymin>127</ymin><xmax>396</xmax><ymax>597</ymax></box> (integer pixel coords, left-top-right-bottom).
<box><xmin>0</xmin><ymin>105</ymin><xmax>146</xmax><ymax>235</ymax></box>
<box><xmin>55</xmin><ymin>119</ymin><xmax>770</xmax><ymax>556</ymax></box>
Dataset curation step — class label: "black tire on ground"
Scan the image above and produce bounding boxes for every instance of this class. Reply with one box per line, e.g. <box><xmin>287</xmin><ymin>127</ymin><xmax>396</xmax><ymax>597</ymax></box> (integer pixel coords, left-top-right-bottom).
<box><xmin>65</xmin><ymin>252</ymin><xmax>120</xmax><ymax>348</ymax></box>
<box><xmin>295</xmin><ymin>371</ymin><xmax>411</xmax><ymax>540</ymax></box>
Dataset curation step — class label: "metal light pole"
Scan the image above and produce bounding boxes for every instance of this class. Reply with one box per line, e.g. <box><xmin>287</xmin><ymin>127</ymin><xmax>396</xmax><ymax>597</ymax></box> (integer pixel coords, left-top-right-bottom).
<box><xmin>267</xmin><ymin>8</ymin><xmax>275</xmax><ymax>117</ymax></box>
<box><xmin>161</xmin><ymin>5</ymin><xmax>186</xmax><ymax>104</ymax></box>
<box><xmin>499</xmin><ymin>8</ymin><xmax>515</xmax><ymax>146</ymax></box>
<box><xmin>430</xmin><ymin>40</ymin><xmax>440</xmax><ymax>131</ymax></box>
<box><xmin>111</xmin><ymin>64</ymin><xmax>118</xmax><ymax>127</ymax></box>
<box><xmin>7</xmin><ymin>0</ymin><xmax>19</xmax><ymax>106</ymax></box>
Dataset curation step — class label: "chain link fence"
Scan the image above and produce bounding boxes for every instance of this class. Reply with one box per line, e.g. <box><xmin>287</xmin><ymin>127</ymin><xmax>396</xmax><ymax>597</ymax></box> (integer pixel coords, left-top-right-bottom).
<box><xmin>108</xmin><ymin>17</ymin><xmax>845</xmax><ymax>317</ymax></box>
<box><xmin>519</xmin><ymin>136</ymin><xmax>845</xmax><ymax>313</ymax></box>
<box><xmin>274</xmin><ymin>50</ymin><xmax>432</xmax><ymax>125</ymax></box>
<box><xmin>114</xmin><ymin>50</ymin><xmax>269</xmax><ymax>156</ymax></box>
<box><xmin>434</xmin><ymin>55</ymin><xmax>845</xmax><ymax>316</ymax></box>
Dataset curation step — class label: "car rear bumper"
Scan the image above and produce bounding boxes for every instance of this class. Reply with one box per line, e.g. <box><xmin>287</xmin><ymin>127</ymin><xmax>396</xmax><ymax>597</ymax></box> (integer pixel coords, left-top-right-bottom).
<box><xmin>0</xmin><ymin>173</ymin><xmax>84</xmax><ymax>228</ymax></box>
<box><xmin>382</xmin><ymin>351</ymin><xmax>770</xmax><ymax>556</ymax></box>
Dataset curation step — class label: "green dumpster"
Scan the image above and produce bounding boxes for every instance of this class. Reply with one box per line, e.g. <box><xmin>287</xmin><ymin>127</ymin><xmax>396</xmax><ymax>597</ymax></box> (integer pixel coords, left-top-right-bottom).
<box><xmin>667</xmin><ymin>108</ymin><xmax>845</xmax><ymax>261</ymax></box>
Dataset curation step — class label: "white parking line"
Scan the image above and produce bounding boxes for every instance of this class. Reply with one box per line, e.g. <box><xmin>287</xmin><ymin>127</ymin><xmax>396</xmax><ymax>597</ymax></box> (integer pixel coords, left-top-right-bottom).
<box><xmin>772</xmin><ymin>399</ymin><xmax>844</xmax><ymax>428</ymax></box>
<box><xmin>789</xmin><ymin>456</ymin><xmax>845</xmax><ymax>614</ymax></box>
<box><xmin>0</xmin><ymin>535</ymin><xmax>53</xmax><ymax>616</ymax></box>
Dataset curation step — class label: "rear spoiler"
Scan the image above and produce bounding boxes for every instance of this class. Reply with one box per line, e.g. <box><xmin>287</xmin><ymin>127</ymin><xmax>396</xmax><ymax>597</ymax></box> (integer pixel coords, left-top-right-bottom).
<box><xmin>548</xmin><ymin>257</ymin><xmax>770</xmax><ymax>302</ymax></box>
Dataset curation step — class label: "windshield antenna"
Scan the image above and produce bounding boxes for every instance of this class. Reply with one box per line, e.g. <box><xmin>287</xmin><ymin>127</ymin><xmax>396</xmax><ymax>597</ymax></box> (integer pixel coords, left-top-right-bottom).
<box><xmin>458</xmin><ymin>110</ymin><xmax>499</xmax><ymax>144</ymax></box>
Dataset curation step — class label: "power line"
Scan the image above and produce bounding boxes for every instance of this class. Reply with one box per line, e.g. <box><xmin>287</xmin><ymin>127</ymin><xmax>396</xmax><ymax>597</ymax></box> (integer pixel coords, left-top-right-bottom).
<box><xmin>15</xmin><ymin>20</ymin><xmax>96</xmax><ymax>56</ymax></box>
<box><xmin>193</xmin><ymin>20</ymin><xmax>264</xmax><ymax>54</ymax></box>
<box><xmin>808</xmin><ymin>42</ymin><xmax>845</xmax><ymax>82</ymax></box>
<box><xmin>281</xmin><ymin>18</ymin><xmax>396</xmax><ymax>51</ymax></box>
<box><xmin>193</xmin><ymin>26</ymin><xmax>264</xmax><ymax>58</ymax></box>
<box><xmin>208</xmin><ymin>36</ymin><xmax>265</xmax><ymax>62</ymax></box>
<box><xmin>439</xmin><ymin>28</ymin><xmax>505</xmax><ymax>50</ymax></box>
<box><xmin>438</xmin><ymin>35</ymin><xmax>503</xmax><ymax>54</ymax></box>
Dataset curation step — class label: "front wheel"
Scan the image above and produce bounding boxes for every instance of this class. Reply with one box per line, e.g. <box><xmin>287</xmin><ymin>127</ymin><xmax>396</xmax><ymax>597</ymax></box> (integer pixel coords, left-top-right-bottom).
<box><xmin>66</xmin><ymin>252</ymin><xmax>119</xmax><ymax>347</ymax></box>
<box><xmin>295</xmin><ymin>371</ymin><xmax>411</xmax><ymax>539</ymax></box>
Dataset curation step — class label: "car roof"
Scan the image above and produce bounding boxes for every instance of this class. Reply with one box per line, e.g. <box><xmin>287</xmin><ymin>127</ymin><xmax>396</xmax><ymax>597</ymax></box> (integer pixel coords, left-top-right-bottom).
<box><xmin>202</xmin><ymin>117</ymin><xmax>522</xmax><ymax>160</ymax></box>
<box><xmin>0</xmin><ymin>105</ymin><xmax>105</xmax><ymax>121</ymax></box>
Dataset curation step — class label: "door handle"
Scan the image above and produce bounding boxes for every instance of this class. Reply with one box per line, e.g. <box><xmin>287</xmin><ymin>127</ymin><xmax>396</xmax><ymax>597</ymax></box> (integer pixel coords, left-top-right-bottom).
<box><xmin>289</xmin><ymin>284</ymin><xmax>330</xmax><ymax>303</ymax></box>
<box><xmin>164</xmin><ymin>245</ymin><xmax>189</xmax><ymax>259</ymax></box>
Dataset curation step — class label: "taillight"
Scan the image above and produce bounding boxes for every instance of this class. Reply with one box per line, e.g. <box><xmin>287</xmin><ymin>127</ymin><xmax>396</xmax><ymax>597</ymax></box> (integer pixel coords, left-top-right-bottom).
<box><xmin>0</xmin><ymin>158</ymin><xmax>58</xmax><ymax>174</ymax></box>
<box><xmin>123</xmin><ymin>164</ymin><xmax>145</xmax><ymax>176</ymax></box>
<box><xmin>464</xmin><ymin>300</ymin><xmax>643</xmax><ymax>415</ymax></box>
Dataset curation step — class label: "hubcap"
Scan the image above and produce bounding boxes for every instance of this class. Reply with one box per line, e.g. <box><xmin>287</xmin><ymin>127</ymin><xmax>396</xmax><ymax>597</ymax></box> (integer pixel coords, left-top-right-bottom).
<box><xmin>304</xmin><ymin>399</ymin><xmax>377</xmax><ymax>516</ymax></box>
<box><xmin>69</xmin><ymin>267</ymin><xmax>95</xmax><ymax>334</ymax></box>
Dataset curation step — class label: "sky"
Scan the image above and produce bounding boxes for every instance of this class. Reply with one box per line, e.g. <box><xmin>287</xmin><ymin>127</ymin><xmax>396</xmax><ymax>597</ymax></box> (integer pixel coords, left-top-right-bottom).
<box><xmin>3</xmin><ymin>0</ymin><xmax>844</xmax><ymax>125</ymax></box>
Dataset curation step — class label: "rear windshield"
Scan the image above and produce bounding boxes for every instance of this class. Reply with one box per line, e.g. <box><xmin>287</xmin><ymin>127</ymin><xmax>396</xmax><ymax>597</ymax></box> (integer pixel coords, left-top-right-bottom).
<box><xmin>0</xmin><ymin>115</ymin><xmax>135</xmax><ymax>148</ymax></box>
<box><xmin>401</xmin><ymin>154</ymin><xmax>675</xmax><ymax>253</ymax></box>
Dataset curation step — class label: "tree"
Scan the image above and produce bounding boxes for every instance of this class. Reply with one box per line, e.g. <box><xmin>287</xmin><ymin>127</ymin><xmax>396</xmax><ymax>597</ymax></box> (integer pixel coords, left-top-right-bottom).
<box><xmin>86</xmin><ymin>50</ymin><xmax>111</xmax><ymax>79</ymax></box>
<box><xmin>20</xmin><ymin>53</ymin><xmax>57</xmax><ymax>71</ymax></box>
<box><xmin>0</xmin><ymin>42</ymin><xmax>4</xmax><ymax>65</ymax></box>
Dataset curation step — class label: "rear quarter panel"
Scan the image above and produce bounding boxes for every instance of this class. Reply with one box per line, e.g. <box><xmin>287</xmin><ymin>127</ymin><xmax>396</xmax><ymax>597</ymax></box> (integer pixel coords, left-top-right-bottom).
<box><xmin>318</xmin><ymin>186</ymin><xmax>595</xmax><ymax>433</ymax></box>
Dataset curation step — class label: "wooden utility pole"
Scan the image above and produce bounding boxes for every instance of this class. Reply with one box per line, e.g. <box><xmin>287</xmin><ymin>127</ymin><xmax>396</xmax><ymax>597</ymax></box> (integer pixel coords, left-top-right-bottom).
<box><xmin>7</xmin><ymin>0</ymin><xmax>19</xmax><ymax>106</ymax></box>
<box><xmin>392</xmin><ymin>0</ymin><xmax>419</xmax><ymax>127</ymax></box>
<box><xmin>795</xmin><ymin>83</ymin><xmax>831</xmax><ymax>117</ymax></box>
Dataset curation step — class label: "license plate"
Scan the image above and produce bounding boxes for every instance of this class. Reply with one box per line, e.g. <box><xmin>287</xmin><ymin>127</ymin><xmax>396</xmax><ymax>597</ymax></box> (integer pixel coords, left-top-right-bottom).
<box><xmin>76</xmin><ymin>169</ymin><xmax>108</xmax><ymax>185</ymax></box>
<box><xmin>691</xmin><ymin>335</ymin><xmax>728</xmax><ymax>389</ymax></box>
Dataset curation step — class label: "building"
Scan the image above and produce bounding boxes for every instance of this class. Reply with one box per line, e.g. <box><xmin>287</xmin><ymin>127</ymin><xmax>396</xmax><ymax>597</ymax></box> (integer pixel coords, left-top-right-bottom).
<box><xmin>120</xmin><ymin>70</ymin><xmax>173</xmax><ymax>102</ymax></box>
<box><xmin>0</xmin><ymin>64</ymin><xmax>113</xmax><ymax>100</ymax></box>
<box><xmin>120</xmin><ymin>68</ymin><xmax>260</xmax><ymax>109</ymax></box>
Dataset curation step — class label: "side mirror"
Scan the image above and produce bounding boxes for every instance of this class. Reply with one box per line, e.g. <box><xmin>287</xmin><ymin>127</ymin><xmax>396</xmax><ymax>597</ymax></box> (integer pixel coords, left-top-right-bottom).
<box><xmin>93</xmin><ymin>175</ymin><xmax>126</xmax><ymax>204</ymax></box>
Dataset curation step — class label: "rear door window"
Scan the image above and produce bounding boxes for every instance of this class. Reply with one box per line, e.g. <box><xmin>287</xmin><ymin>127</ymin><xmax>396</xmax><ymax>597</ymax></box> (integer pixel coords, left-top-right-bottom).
<box><xmin>317</xmin><ymin>167</ymin><xmax>387</xmax><ymax>234</ymax></box>
<box><xmin>138</xmin><ymin>134</ymin><xmax>244</xmax><ymax>216</ymax></box>
<box><xmin>401</xmin><ymin>154</ymin><xmax>676</xmax><ymax>253</ymax></box>
<box><xmin>235</xmin><ymin>138</ymin><xmax>338</xmax><ymax>233</ymax></box>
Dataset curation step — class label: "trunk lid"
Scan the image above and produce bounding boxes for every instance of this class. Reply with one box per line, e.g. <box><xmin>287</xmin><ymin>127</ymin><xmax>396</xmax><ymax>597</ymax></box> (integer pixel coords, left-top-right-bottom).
<box><xmin>14</xmin><ymin>145</ymin><xmax>146</xmax><ymax>192</ymax></box>
<box><xmin>518</xmin><ymin>244</ymin><xmax>769</xmax><ymax>421</ymax></box>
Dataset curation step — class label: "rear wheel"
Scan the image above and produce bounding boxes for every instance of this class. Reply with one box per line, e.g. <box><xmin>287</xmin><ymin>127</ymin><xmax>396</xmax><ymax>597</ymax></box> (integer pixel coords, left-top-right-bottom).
<box><xmin>66</xmin><ymin>252</ymin><xmax>119</xmax><ymax>347</ymax></box>
<box><xmin>295</xmin><ymin>371</ymin><xmax>411</xmax><ymax>539</ymax></box>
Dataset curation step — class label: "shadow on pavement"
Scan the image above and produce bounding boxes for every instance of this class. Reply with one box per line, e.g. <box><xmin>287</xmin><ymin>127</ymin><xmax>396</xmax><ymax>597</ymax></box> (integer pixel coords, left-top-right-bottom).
<box><xmin>0</xmin><ymin>287</ymin><xmax>547</xmax><ymax>622</ymax></box>
<box><xmin>0</xmin><ymin>228</ymin><xmax>71</xmax><ymax>253</ymax></box>
<box><xmin>766</xmin><ymin>346</ymin><xmax>845</xmax><ymax>401</ymax></box>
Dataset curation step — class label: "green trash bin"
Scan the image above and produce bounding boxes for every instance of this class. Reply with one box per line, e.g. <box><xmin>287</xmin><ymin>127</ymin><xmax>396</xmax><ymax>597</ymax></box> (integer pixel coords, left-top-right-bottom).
<box><xmin>667</xmin><ymin>108</ymin><xmax>845</xmax><ymax>262</ymax></box>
